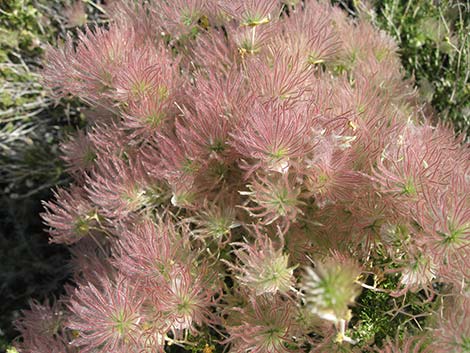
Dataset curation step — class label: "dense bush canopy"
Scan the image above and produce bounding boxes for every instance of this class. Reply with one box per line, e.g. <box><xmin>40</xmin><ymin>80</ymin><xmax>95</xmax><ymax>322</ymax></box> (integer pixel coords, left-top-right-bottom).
<box><xmin>13</xmin><ymin>1</ymin><xmax>470</xmax><ymax>352</ymax></box>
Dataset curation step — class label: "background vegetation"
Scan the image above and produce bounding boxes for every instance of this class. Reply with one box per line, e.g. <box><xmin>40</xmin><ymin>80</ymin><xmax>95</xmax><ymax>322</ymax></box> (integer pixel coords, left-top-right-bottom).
<box><xmin>0</xmin><ymin>0</ymin><xmax>101</xmax><ymax>349</ymax></box>
<box><xmin>335</xmin><ymin>0</ymin><xmax>470</xmax><ymax>134</ymax></box>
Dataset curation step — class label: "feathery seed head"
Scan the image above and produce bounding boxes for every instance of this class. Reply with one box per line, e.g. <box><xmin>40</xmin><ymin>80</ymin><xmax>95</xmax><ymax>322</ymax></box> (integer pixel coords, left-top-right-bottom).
<box><xmin>67</xmin><ymin>276</ymin><xmax>143</xmax><ymax>353</ymax></box>
<box><xmin>302</xmin><ymin>253</ymin><xmax>362</xmax><ymax>323</ymax></box>
<box><xmin>229</xmin><ymin>229</ymin><xmax>297</xmax><ymax>295</ymax></box>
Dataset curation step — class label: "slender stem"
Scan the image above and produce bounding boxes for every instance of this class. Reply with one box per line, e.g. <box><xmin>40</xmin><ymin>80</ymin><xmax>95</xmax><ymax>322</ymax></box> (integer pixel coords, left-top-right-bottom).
<box><xmin>251</xmin><ymin>26</ymin><xmax>256</xmax><ymax>54</ymax></box>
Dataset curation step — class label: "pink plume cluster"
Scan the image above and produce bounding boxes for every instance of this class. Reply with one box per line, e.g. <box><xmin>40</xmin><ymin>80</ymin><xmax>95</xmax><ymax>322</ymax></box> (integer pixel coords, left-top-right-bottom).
<box><xmin>15</xmin><ymin>0</ymin><xmax>470</xmax><ymax>352</ymax></box>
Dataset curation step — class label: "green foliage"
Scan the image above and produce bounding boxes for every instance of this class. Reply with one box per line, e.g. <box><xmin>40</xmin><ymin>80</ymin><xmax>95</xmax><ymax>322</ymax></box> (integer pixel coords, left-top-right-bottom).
<box><xmin>351</xmin><ymin>274</ymin><xmax>434</xmax><ymax>347</ymax></box>
<box><xmin>0</xmin><ymin>0</ymin><xmax>44</xmax><ymax>58</ymax></box>
<box><xmin>335</xmin><ymin>0</ymin><xmax>470</xmax><ymax>134</ymax></box>
<box><xmin>375</xmin><ymin>0</ymin><xmax>470</xmax><ymax>133</ymax></box>
<box><xmin>0</xmin><ymin>0</ymin><xmax>52</xmax><ymax>113</ymax></box>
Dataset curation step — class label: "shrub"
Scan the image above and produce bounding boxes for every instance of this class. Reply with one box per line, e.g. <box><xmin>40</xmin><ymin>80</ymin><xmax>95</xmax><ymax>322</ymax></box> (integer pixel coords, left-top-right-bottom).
<box><xmin>13</xmin><ymin>0</ymin><xmax>470</xmax><ymax>352</ymax></box>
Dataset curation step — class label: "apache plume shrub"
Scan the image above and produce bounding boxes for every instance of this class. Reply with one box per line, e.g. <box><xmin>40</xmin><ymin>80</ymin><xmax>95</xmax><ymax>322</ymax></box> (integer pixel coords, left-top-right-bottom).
<box><xmin>14</xmin><ymin>0</ymin><xmax>470</xmax><ymax>352</ymax></box>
